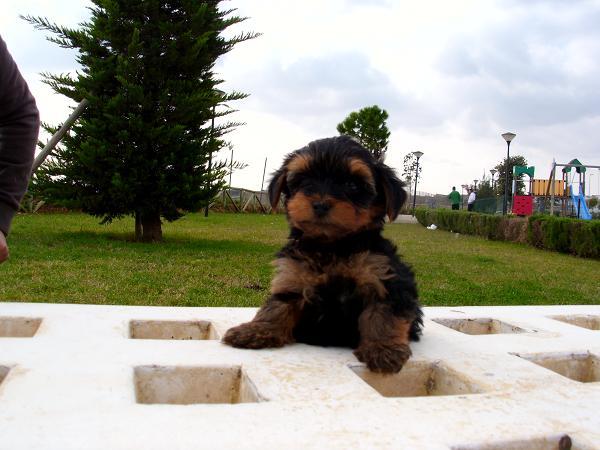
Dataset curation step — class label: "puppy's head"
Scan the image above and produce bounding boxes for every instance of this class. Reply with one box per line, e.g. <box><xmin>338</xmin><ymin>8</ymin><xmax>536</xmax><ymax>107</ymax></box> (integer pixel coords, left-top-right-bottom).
<box><xmin>268</xmin><ymin>136</ymin><xmax>406</xmax><ymax>240</ymax></box>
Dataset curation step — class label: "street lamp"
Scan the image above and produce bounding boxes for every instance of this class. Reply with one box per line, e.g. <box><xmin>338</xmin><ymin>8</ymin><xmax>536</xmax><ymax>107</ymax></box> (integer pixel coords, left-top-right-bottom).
<box><xmin>204</xmin><ymin>102</ymin><xmax>217</xmax><ymax>217</ymax></box>
<box><xmin>490</xmin><ymin>169</ymin><xmax>497</xmax><ymax>191</ymax></box>
<box><xmin>501</xmin><ymin>132</ymin><xmax>516</xmax><ymax>215</ymax></box>
<box><xmin>473</xmin><ymin>179</ymin><xmax>478</xmax><ymax>190</ymax></box>
<box><xmin>411</xmin><ymin>151</ymin><xmax>424</xmax><ymax>216</ymax></box>
<box><xmin>205</xmin><ymin>89</ymin><xmax>227</xmax><ymax>217</ymax></box>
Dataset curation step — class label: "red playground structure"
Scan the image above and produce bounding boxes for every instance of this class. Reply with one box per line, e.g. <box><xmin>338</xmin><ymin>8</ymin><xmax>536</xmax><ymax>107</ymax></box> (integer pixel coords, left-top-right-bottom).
<box><xmin>511</xmin><ymin>165</ymin><xmax>535</xmax><ymax>216</ymax></box>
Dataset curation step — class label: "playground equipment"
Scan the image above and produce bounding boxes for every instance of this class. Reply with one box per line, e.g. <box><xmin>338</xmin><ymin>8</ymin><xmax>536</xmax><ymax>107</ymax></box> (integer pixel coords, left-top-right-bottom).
<box><xmin>508</xmin><ymin>160</ymin><xmax>597</xmax><ymax>219</ymax></box>
<box><xmin>569</xmin><ymin>182</ymin><xmax>592</xmax><ymax>220</ymax></box>
<box><xmin>511</xmin><ymin>165</ymin><xmax>535</xmax><ymax>216</ymax></box>
<box><xmin>547</xmin><ymin>159</ymin><xmax>599</xmax><ymax>220</ymax></box>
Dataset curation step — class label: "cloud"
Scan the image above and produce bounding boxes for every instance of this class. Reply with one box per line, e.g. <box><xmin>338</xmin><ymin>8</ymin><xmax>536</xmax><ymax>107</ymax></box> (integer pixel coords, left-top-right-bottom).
<box><xmin>436</xmin><ymin>1</ymin><xmax>600</xmax><ymax>128</ymax></box>
<box><xmin>5</xmin><ymin>0</ymin><xmax>600</xmax><ymax>195</ymax></box>
<box><xmin>225</xmin><ymin>51</ymin><xmax>442</xmax><ymax>136</ymax></box>
<box><xmin>1</xmin><ymin>0</ymin><xmax>90</xmax><ymax>73</ymax></box>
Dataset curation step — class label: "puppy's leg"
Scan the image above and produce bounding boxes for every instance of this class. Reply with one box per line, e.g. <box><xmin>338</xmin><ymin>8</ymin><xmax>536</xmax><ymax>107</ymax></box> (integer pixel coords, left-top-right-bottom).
<box><xmin>353</xmin><ymin>302</ymin><xmax>413</xmax><ymax>373</ymax></box>
<box><xmin>223</xmin><ymin>295</ymin><xmax>302</xmax><ymax>349</ymax></box>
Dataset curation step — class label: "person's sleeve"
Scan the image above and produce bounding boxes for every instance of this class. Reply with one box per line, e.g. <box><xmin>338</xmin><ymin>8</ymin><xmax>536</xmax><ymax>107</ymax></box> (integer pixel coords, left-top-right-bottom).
<box><xmin>0</xmin><ymin>35</ymin><xmax>39</xmax><ymax>236</ymax></box>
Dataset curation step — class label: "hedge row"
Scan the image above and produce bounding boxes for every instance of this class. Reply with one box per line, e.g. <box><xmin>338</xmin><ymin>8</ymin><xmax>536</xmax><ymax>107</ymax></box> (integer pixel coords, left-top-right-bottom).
<box><xmin>527</xmin><ymin>214</ymin><xmax>600</xmax><ymax>258</ymax></box>
<box><xmin>414</xmin><ymin>208</ymin><xmax>600</xmax><ymax>258</ymax></box>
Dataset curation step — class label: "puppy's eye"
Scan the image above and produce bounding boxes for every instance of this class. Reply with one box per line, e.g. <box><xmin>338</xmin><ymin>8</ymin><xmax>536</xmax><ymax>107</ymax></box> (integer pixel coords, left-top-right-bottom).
<box><xmin>345</xmin><ymin>181</ymin><xmax>359</xmax><ymax>192</ymax></box>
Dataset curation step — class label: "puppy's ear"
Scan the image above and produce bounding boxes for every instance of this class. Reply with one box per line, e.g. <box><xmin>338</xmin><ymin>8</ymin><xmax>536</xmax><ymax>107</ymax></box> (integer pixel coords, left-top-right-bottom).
<box><xmin>268</xmin><ymin>167</ymin><xmax>288</xmax><ymax>209</ymax></box>
<box><xmin>374</xmin><ymin>163</ymin><xmax>407</xmax><ymax>221</ymax></box>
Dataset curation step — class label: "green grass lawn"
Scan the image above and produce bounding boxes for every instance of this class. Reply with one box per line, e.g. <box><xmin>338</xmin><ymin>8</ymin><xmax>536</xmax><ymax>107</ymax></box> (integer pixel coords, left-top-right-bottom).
<box><xmin>1</xmin><ymin>212</ymin><xmax>598</xmax><ymax>306</ymax></box>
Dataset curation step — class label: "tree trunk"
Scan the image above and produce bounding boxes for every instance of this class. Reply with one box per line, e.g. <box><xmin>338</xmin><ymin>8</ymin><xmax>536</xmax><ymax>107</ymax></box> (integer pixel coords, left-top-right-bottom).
<box><xmin>135</xmin><ymin>211</ymin><xmax>142</xmax><ymax>241</ymax></box>
<box><xmin>140</xmin><ymin>211</ymin><xmax>162</xmax><ymax>242</ymax></box>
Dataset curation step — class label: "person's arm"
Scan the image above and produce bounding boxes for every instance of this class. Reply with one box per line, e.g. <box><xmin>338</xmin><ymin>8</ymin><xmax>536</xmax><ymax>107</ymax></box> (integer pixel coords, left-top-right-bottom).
<box><xmin>0</xmin><ymin>231</ymin><xmax>8</xmax><ymax>263</ymax></box>
<box><xmin>0</xmin><ymin>35</ymin><xmax>39</xmax><ymax>242</ymax></box>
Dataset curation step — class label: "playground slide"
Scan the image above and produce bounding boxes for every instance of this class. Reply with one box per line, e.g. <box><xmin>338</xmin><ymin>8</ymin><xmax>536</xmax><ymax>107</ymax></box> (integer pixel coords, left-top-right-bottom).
<box><xmin>570</xmin><ymin>189</ymin><xmax>592</xmax><ymax>220</ymax></box>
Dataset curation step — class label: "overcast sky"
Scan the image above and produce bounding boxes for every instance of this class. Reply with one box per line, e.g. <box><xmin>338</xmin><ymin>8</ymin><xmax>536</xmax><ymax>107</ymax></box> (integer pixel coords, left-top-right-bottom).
<box><xmin>3</xmin><ymin>0</ymin><xmax>600</xmax><ymax>195</ymax></box>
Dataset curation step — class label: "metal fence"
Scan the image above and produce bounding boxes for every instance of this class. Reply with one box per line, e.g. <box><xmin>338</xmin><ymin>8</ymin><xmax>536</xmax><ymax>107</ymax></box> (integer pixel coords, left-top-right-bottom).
<box><xmin>213</xmin><ymin>189</ymin><xmax>456</xmax><ymax>214</ymax></box>
<box><xmin>211</xmin><ymin>187</ymin><xmax>278</xmax><ymax>213</ymax></box>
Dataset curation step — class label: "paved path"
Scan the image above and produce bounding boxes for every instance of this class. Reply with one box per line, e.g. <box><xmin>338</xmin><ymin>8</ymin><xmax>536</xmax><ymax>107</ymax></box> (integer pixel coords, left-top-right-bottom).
<box><xmin>393</xmin><ymin>214</ymin><xmax>419</xmax><ymax>224</ymax></box>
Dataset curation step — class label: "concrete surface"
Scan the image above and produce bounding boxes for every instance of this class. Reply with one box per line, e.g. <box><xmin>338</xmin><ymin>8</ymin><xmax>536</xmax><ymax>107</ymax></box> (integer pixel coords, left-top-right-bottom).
<box><xmin>393</xmin><ymin>214</ymin><xmax>419</xmax><ymax>224</ymax></box>
<box><xmin>0</xmin><ymin>302</ymin><xmax>599</xmax><ymax>449</ymax></box>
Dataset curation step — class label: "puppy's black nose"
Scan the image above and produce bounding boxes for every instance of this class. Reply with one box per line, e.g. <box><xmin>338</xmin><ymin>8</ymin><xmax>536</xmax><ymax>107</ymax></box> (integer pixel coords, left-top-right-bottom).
<box><xmin>312</xmin><ymin>201</ymin><xmax>331</xmax><ymax>218</ymax></box>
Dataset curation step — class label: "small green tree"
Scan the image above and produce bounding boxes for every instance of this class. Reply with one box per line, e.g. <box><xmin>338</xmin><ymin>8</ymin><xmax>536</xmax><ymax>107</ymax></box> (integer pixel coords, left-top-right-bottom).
<box><xmin>494</xmin><ymin>155</ymin><xmax>528</xmax><ymax>198</ymax></box>
<box><xmin>401</xmin><ymin>153</ymin><xmax>422</xmax><ymax>192</ymax></box>
<box><xmin>336</xmin><ymin>105</ymin><xmax>390</xmax><ymax>161</ymax></box>
<box><xmin>24</xmin><ymin>1</ymin><xmax>258</xmax><ymax>241</ymax></box>
<box><xmin>476</xmin><ymin>179</ymin><xmax>494</xmax><ymax>198</ymax></box>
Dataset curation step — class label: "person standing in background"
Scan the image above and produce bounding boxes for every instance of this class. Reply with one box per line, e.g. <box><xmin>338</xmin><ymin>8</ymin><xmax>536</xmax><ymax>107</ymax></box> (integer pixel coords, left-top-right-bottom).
<box><xmin>0</xmin><ymin>35</ymin><xmax>39</xmax><ymax>264</ymax></box>
<box><xmin>467</xmin><ymin>189</ymin><xmax>477</xmax><ymax>212</ymax></box>
<box><xmin>448</xmin><ymin>186</ymin><xmax>461</xmax><ymax>210</ymax></box>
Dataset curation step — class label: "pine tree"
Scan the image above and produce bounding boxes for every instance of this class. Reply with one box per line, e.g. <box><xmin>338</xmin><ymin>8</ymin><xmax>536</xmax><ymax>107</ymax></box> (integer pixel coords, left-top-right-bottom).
<box><xmin>476</xmin><ymin>179</ymin><xmax>494</xmax><ymax>199</ymax></box>
<box><xmin>24</xmin><ymin>1</ymin><xmax>258</xmax><ymax>241</ymax></box>
<box><xmin>336</xmin><ymin>105</ymin><xmax>390</xmax><ymax>161</ymax></box>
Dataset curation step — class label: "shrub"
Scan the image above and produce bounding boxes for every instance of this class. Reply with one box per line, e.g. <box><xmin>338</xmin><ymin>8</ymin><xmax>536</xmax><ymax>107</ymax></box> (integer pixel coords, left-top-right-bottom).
<box><xmin>528</xmin><ymin>215</ymin><xmax>600</xmax><ymax>258</ymax></box>
<box><xmin>494</xmin><ymin>217</ymin><xmax>526</xmax><ymax>243</ymax></box>
<box><xmin>414</xmin><ymin>208</ymin><xmax>504</xmax><ymax>240</ymax></box>
<box><xmin>415</xmin><ymin>208</ymin><xmax>599</xmax><ymax>258</ymax></box>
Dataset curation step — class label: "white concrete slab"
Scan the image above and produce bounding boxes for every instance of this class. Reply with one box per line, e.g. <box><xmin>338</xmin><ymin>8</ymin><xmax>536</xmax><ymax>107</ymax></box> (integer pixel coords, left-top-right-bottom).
<box><xmin>0</xmin><ymin>302</ymin><xmax>599</xmax><ymax>450</ymax></box>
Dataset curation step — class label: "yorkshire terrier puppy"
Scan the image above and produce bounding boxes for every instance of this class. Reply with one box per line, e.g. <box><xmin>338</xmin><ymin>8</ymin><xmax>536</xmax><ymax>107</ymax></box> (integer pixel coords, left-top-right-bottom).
<box><xmin>223</xmin><ymin>136</ymin><xmax>423</xmax><ymax>373</ymax></box>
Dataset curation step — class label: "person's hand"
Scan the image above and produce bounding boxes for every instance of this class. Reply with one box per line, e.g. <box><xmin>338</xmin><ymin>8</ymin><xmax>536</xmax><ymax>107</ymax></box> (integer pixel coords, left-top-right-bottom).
<box><xmin>0</xmin><ymin>231</ymin><xmax>8</xmax><ymax>264</ymax></box>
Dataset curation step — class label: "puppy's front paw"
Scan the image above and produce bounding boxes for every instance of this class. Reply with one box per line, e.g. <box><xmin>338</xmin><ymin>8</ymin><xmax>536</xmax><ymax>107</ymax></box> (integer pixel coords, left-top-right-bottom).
<box><xmin>353</xmin><ymin>342</ymin><xmax>412</xmax><ymax>373</ymax></box>
<box><xmin>222</xmin><ymin>322</ymin><xmax>291</xmax><ymax>349</ymax></box>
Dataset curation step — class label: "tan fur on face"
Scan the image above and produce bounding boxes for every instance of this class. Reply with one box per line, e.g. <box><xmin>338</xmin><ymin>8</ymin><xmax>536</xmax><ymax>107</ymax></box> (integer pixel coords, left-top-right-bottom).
<box><xmin>287</xmin><ymin>192</ymin><xmax>375</xmax><ymax>239</ymax></box>
<box><xmin>271</xmin><ymin>251</ymin><xmax>394</xmax><ymax>300</ymax></box>
<box><xmin>286</xmin><ymin>154</ymin><xmax>312</xmax><ymax>174</ymax></box>
<box><xmin>328</xmin><ymin>199</ymin><xmax>372</xmax><ymax>232</ymax></box>
<box><xmin>349</xmin><ymin>158</ymin><xmax>375</xmax><ymax>188</ymax></box>
<box><xmin>287</xmin><ymin>192</ymin><xmax>317</xmax><ymax>223</ymax></box>
<box><xmin>287</xmin><ymin>192</ymin><xmax>344</xmax><ymax>240</ymax></box>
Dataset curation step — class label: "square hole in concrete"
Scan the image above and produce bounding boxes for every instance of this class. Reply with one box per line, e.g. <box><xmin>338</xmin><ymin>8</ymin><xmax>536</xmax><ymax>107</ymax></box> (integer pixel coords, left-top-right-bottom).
<box><xmin>453</xmin><ymin>433</ymin><xmax>581</xmax><ymax>450</ymax></box>
<box><xmin>129</xmin><ymin>320</ymin><xmax>217</xmax><ymax>340</ymax></box>
<box><xmin>432</xmin><ymin>318</ymin><xmax>526</xmax><ymax>335</ymax></box>
<box><xmin>351</xmin><ymin>360</ymin><xmax>485</xmax><ymax>398</ymax></box>
<box><xmin>134</xmin><ymin>365</ymin><xmax>262</xmax><ymax>404</ymax></box>
<box><xmin>516</xmin><ymin>352</ymin><xmax>600</xmax><ymax>383</ymax></box>
<box><xmin>549</xmin><ymin>315</ymin><xmax>600</xmax><ymax>331</ymax></box>
<box><xmin>0</xmin><ymin>366</ymin><xmax>10</xmax><ymax>386</ymax></box>
<box><xmin>0</xmin><ymin>317</ymin><xmax>42</xmax><ymax>337</ymax></box>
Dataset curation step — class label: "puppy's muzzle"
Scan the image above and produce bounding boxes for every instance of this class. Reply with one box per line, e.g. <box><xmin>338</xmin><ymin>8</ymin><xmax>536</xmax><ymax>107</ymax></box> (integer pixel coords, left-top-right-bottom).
<box><xmin>312</xmin><ymin>201</ymin><xmax>331</xmax><ymax>218</ymax></box>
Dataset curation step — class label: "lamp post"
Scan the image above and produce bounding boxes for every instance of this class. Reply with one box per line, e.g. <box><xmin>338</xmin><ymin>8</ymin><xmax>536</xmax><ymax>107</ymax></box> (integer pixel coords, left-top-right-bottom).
<box><xmin>411</xmin><ymin>151</ymin><xmax>424</xmax><ymax>216</ymax></box>
<box><xmin>205</xmin><ymin>89</ymin><xmax>227</xmax><ymax>217</ymax></box>
<box><xmin>490</xmin><ymin>169</ymin><xmax>497</xmax><ymax>191</ymax></box>
<box><xmin>204</xmin><ymin>103</ymin><xmax>216</xmax><ymax>217</ymax></box>
<box><xmin>501</xmin><ymin>132</ymin><xmax>516</xmax><ymax>215</ymax></box>
<box><xmin>473</xmin><ymin>179</ymin><xmax>478</xmax><ymax>190</ymax></box>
